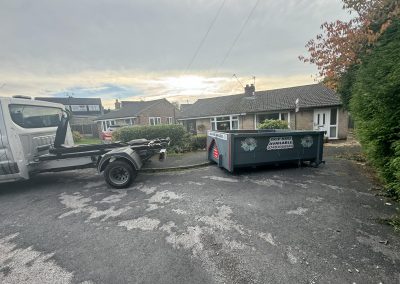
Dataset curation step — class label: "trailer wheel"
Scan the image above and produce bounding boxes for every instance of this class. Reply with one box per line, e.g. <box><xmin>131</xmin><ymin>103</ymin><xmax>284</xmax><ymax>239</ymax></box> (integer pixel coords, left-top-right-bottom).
<box><xmin>104</xmin><ymin>160</ymin><xmax>137</xmax><ymax>189</ymax></box>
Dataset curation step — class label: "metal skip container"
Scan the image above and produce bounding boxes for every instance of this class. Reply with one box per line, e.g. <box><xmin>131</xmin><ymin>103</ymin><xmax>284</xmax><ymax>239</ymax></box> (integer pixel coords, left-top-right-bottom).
<box><xmin>207</xmin><ymin>130</ymin><xmax>325</xmax><ymax>172</ymax></box>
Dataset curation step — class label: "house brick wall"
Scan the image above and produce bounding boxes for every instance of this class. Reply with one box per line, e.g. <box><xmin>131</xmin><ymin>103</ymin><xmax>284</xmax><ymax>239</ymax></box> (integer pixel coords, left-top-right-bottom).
<box><xmin>338</xmin><ymin>107</ymin><xmax>349</xmax><ymax>139</ymax></box>
<box><xmin>241</xmin><ymin>114</ymin><xmax>255</xmax><ymax>130</ymax></box>
<box><xmin>196</xmin><ymin>118</ymin><xmax>211</xmax><ymax>134</ymax></box>
<box><xmin>288</xmin><ymin>111</ymin><xmax>295</xmax><ymax>129</ymax></box>
<box><xmin>137</xmin><ymin>100</ymin><xmax>177</xmax><ymax>125</ymax></box>
<box><xmin>294</xmin><ymin>109</ymin><xmax>314</xmax><ymax>130</ymax></box>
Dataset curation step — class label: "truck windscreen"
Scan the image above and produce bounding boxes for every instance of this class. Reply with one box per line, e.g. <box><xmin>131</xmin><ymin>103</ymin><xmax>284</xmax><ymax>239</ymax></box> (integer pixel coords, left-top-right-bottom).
<box><xmin>9</xmin><ymin>104</ymin><xmax>62</xmax><ymax>128</ymax></box>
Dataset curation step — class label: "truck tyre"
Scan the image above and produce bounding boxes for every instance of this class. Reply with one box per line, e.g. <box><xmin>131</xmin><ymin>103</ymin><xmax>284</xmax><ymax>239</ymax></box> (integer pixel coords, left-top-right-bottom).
<box><xmin>104</xmin><ymin>160</ymin><xmax>137</xmax><ymax>189</ymax></box>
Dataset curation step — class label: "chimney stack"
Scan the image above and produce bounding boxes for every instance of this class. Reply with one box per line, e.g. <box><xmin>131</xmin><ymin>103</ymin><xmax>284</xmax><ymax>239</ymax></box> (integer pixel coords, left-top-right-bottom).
<box><xmin>115</xmin><ymin>99</ymin><xmax>121</xmax><ymax>109</ymax></box>
<box><xmin>244</xmin><ymin>84</ymin><xmax>256</xmax><ymax>96</ymax></box>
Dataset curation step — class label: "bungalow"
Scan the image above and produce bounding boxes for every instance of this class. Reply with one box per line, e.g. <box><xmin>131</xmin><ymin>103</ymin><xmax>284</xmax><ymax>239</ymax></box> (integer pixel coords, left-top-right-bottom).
<box><xmin>177</xmin><ymin>83</ymin><xmax>348</xmax><ymax>139</ymax></box>
<box><xmin>95</xmin><ymin>98</ymin><xmax>178</xmax><ymax>134</ymax></box>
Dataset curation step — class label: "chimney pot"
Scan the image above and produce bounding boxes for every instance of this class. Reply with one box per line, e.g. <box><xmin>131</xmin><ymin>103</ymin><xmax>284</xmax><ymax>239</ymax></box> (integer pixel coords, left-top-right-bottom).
<box><xmin>115</xmin><ymin>99</ymin><xmax>121</xmax><ymax>110</ymax></box>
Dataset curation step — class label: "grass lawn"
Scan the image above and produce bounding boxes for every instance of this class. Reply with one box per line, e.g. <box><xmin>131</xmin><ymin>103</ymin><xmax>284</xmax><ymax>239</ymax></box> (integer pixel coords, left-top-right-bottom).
<box><xmin>76</xmin><ymin>137</ymin><xmax>102</xmax><ymax>145</ymax></box>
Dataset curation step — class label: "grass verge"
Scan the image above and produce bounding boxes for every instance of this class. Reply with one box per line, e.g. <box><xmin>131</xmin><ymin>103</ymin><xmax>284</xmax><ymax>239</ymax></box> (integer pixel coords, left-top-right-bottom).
<box><xmin>76</xmin><ymin>137</ymin><xmax>101</xmax><ymax>145</ymax></box>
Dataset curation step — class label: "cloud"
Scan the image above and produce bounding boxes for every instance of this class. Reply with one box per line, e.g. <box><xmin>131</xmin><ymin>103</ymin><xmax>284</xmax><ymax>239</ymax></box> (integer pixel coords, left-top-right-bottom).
<box><xmin>0</xmin><ymin>0</ymin><xmax>350</xmax><ymax>106</ymax></box>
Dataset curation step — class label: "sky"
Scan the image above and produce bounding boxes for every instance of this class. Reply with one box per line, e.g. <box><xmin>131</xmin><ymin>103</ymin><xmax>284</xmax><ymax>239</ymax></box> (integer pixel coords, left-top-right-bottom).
<box><xmin>0</xmin><ymin>0</ymin><xmax>351</xmax><ymax>108</ymax></box>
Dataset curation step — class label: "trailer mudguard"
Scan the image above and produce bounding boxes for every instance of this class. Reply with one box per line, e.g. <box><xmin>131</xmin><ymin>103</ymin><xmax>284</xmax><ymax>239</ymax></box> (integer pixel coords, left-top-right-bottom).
<box><xmin>98</xmin><ymin>146</ymin><xmax>142</xmax><ymax>173</ymax></box>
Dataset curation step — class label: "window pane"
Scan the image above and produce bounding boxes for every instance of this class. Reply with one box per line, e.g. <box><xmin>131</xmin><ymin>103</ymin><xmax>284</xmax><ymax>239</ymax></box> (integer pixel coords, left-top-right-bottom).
<box><xmin>329</xmin><ymin>127</ymin><xmax>337</xmax><ymax>138</ymax></box>
<box><xmin>280</xmin><ymin>113</ymin><xmax>288</xmax><ymax>121</ymax></box>
<box><xmin>88</xmin><ymin>105</ymin><xmax>100</xmax><ymax>111</ymax></box>
<box><xmin>216</xmin><ymin>116</ymin><xmax>230</xmax><ymax>121</ymax></box>
<box><xmin>212</xmin><ymin>122</ymin><xmax>216</xmax><ymax>130</ymax></box>
<box><xmin>265</xmin><ymin>113</ymin><xmax>279</xmax><ymax>120</ymax></box>
<box><xmin>232</xmin><ymin>116</ymin><xmax>238</xmax><ymax>120</ymax></box>
<box><xmin>70</xmin><ymin>105</ymin><xmax>88</xmax><ymax>112</ymax></box>
<box><xmin>9</xmin><ymin>104</ymin><xmax>62</xmax><ymax>128</ymax></box>
<box><xmin>217</xmin><ymin>121</ymin><xmax>230</xmax><ymax>131</ymax></box>
<box><xmin>317</xmin><ymin>114</ymin><xmax>320</xmax><ymax>125</ymax></box>
<box><xmin>232</xmin><ymin>120</ymin><xmax>239</xmax><ymax>130</ymax></box>
<box><xmin>323</xmin><ymin>113</ymin><xmax>326</xmax><ymax>124</ymax></box>
<box><xmin>330</xmin><ymin>108</ymin><xmax>337</xmax><ymax>125</ymax></box>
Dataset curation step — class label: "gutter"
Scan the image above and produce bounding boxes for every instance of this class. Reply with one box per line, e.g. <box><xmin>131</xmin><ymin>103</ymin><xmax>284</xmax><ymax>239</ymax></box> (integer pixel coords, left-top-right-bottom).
<box><xmin>177</xmin><ymin>113</ymin><xmax>246</xmax><ymax>121</ymax></box>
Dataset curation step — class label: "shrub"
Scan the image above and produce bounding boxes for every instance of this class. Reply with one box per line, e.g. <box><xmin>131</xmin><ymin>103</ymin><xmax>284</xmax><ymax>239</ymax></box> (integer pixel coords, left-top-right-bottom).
<box><xmin>190</xmin><ymin>134</ymin><xmax>207</xmax><ymax>150</ymax></box>
<box><xmin>350</xmin><ymin>20</ymin><xmax>400</xmax><ymax>198</ymax></box>
<box><xmin>72</xmin><ymin>131</ymin><xmax>82</xmax><ymax>142</ymax></box>
<box><xmin>258</xmin><ymin>119</ymin><xmax>289</xmax><ymax>130</ymax></box>
<box><xmin>112</xmin><ymin>124</ymin><xmax>191</xmax><ymax>151</ymax></box>
<box><xmin>197</xmin><ymin>124</ymin><xmax>206</xmax><ymax>132</ymax></box>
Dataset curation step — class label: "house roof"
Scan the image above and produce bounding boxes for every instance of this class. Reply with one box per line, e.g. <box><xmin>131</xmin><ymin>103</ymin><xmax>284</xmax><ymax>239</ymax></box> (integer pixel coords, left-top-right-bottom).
<box><xmin>95</xmin><ymin>99</ymin><xmax>165</xmax><ymax>120</ymax></box>
<box><xmin>178</xmin><ymin>83</ymin><xmax>342</xmax><ymax>119</ymax></box>
<box><xmin>180</xmin><ymin>104</ymin><xmax>192</xmax><ymax>111</ymax></box>
<box><xmin>35</xmin><ymin>97</ymin><xmax>102</xmax><ymax>105</ymax></box>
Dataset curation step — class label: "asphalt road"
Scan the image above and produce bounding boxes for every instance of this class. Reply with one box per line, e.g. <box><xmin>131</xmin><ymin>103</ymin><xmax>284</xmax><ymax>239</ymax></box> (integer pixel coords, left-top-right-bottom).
<box><xmin>0</xmin><ymin>157</ymin><xmax>399</xmax><ymax>283</ymax></box>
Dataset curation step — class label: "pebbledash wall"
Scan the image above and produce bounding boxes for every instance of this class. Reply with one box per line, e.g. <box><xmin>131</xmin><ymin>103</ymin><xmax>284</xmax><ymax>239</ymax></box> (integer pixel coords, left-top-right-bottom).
<box><xmin>193</xmin><ymin>106</ymin><xmax>348</xmax><ymax>139</ymax></box>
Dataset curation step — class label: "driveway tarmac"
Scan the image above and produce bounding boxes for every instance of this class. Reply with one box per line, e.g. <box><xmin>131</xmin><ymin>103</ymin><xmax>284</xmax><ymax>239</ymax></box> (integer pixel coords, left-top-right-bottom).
<box><xmin>0</xmin><ymin>156</ymin><xmax>399</xmax><ymax>283</ymax></box>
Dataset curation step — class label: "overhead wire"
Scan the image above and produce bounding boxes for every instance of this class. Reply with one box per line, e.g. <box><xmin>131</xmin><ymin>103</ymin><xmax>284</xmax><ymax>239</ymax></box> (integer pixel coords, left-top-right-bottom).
<box><xmin>199</xmin><ymin>0</ymin><xmax>261</xmax><ymax>97</ymax></box>
<box><xmin>214</xmin><ymin>0</ymin><xmax>261</xmax><ymax>76</ymax></box>
<box><xmin>184</xmin><ymin>0</ymin><xmax>227</xmax><ymax>75</ymax></box>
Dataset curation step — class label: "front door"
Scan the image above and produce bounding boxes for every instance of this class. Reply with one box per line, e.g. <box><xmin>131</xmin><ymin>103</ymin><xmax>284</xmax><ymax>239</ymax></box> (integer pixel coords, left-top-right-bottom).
<box><xmin>314</xmin><ymin>109</ymin><xmax>330</xmax><ymax>136</ymax></box>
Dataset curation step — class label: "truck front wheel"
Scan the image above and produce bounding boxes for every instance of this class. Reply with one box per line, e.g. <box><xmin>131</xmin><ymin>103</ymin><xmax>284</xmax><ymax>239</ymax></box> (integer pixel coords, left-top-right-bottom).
<box><xmin>104</xmin><ymin>160</ymin><xmax>137</xmax><ymax>188</ymax></box>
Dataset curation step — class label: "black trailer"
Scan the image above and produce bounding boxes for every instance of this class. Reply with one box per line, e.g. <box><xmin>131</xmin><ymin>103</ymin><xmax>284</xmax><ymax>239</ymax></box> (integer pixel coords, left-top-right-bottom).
<box><xmin>33</xmin><ymin>111</ymin><xmax>169</xmax><ymax>188</ymax></box>
<box><xmin>207</xmin><ymin>130</ymin><xmax>324</xmax><ymax>172</ymax></box>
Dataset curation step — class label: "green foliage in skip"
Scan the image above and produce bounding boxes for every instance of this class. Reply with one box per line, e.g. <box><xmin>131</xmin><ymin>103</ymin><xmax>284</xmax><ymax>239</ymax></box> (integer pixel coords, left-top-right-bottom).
<box><xmin>112</xmin><ymin>124</ymin><xmax>191</xmax><ymax>152</ymax></box>
<box><xmin>258</xmin><ymin>119</ymin><xmax>289</xmax><ymax>130</ymax></box>
<box><xmin>350</xmin><ymin>20</ymin><xmax>400</xmax><ymax>198</ymax></box>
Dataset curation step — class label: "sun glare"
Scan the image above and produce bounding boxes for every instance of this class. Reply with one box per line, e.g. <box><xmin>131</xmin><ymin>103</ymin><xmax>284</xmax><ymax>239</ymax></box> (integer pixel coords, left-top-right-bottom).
<box><xmin>166</xmin><ymin>76</ymin><xmax>206</xmax><ymax>91</ymax></box>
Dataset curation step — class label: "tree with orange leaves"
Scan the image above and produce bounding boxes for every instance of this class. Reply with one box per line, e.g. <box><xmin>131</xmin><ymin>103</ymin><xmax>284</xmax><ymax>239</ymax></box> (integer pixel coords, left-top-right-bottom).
<box><xmin>299</xmin><ymin>0</ymin><xmax>400</xmax><ymax>90</ymax></box>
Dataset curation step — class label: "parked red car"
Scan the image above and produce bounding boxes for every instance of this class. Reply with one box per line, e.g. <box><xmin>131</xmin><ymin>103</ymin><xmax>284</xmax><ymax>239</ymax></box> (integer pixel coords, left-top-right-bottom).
<box><xmin>100</xmin><ymin>125</ymin><xmax>125</xmax><ymax>143</ymax></box>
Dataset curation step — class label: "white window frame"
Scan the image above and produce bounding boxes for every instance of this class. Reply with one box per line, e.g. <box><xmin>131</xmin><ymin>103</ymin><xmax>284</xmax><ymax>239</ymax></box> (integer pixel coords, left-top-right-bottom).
<box><xmin>255</xmin><ymin>112</ymin><xmax>290</xmax><ymax>129</ymax></box>
<box><xmin>100</xmin><ymin>117</ymin><xmax>137</xmax><ymax>131</ymax></box>
<box><xmin>88</xmin><ymin>105</ymin><xmax>100</xmax><ymax>112</ymax></box>
<box><xmin>167</xmin><ymin>117</ymin><xmax>173</xmax><ymax>124</ymax></box>
<box><xmin>210</xmin><ymin>115</ymin><xmax>240</xmax><ymax>131</ymax></box>
<box><xmin>70</xmin><ymin>105</ymin><xmax>88</xmax><ymax>112</ymax></box>
<box><xmin>149</xmin><ymin>117</ymin><xmax>161</xmax><ymax>125</ymax></box>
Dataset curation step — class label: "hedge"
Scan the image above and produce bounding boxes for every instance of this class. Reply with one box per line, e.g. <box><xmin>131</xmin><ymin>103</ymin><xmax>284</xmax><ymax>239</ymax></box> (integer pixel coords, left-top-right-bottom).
<box><xmin>190</xmin><ymin>134</ymin><xmax>207</xmax><ymax>150</ymax></box>
<box><xmin>349</xmin><ymin>20</ymin><xmax>400</xmax><ymax>198</ymax></box>
<box><xmin>112</xmin><ymin>124</ymin><xmax>191</xmax><ymax>151</ymax></box>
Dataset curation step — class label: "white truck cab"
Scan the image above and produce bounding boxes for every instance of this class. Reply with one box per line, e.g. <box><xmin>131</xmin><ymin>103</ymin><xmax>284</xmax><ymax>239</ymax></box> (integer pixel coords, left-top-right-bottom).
<box><xmin>0</xmin><ymin>96</ymin><xmax>73</xmax><ymax>183</ymax></box>
<box><xmin>0</xmin><ymin>96</ymin><xmax>168</xmax><ymax>188</ymax></box>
